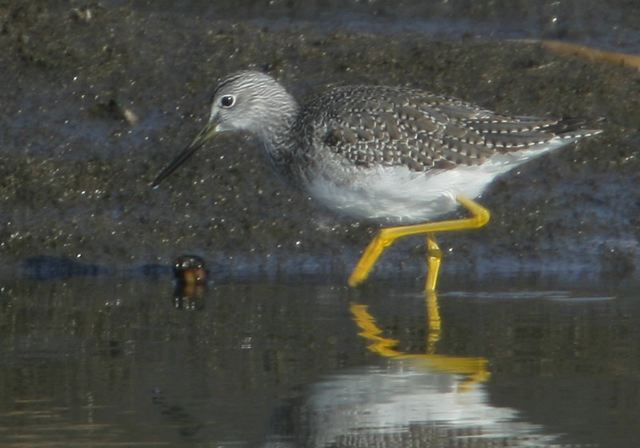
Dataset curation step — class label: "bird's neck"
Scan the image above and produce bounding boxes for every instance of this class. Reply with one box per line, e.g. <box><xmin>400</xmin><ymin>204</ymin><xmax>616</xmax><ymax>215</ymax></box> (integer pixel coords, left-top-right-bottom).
<box><xmin>257</xmin><ymin>99</ymin><xmax>300</xmax><ymax>177</ymax></box>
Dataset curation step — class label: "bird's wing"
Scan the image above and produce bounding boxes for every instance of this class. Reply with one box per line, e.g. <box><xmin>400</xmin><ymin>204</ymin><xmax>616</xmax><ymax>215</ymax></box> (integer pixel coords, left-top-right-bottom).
<box><xmin>307</xmin><ymin>85</ymin><xmax>585</xmax><ymax>172</ymax></box>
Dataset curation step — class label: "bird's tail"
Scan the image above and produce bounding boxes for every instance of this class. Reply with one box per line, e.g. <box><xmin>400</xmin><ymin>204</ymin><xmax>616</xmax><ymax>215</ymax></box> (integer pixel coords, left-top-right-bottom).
<box><xmin>546</xmin><ymin>116</ymin><xmax>604</xmax><ymax>140</ymax></box>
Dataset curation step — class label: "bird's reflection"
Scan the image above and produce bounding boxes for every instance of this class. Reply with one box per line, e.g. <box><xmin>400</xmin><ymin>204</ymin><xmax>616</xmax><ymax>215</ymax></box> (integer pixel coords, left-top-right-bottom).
<box><xmin>350</xmin><ymin>290</ymin><xmax>490</xmax><ymax>389</ymax></box>
<box><xmin>274</xmin><ymin>290</ymin><xmax>557</xmax><ymax>447</ymax></box>
<box><xmin>300</xmin><ymin>362</ymin><xmax>555</xmax><ymax>448</ymax></box>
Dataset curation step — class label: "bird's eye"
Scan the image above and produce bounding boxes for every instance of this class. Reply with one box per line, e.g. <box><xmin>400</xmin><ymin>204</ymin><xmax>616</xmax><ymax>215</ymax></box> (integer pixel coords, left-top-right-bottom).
<box><xmin>220</xmin><ymin>95</ymin><xmax>235</xmax><ymax>108</ymax></box>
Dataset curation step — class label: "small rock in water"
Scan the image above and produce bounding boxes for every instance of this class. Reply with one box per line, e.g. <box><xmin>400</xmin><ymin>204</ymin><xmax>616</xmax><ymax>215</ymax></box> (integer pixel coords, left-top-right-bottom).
<box><xmin>172</xmin><ymin>255</ymin><xmax>208</xmax><ymax>310</ymax></box>
<box><xmin>173</xmin><ymin>255</ymin><xmax>208</xmax><ymax>286</ymax></box>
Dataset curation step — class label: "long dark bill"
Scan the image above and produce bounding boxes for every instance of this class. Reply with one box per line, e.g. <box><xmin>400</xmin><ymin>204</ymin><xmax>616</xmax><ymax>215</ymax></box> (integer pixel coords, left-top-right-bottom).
<box><xmin>151</xmin><ymin>122</ymin><xmax>218</xmax><ymax>188</ymax></box>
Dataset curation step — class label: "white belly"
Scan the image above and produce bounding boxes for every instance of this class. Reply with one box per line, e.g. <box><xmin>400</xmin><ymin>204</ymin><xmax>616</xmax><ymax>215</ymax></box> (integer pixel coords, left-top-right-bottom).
<box><xmin>307</xmin><ymin>145</ymin><xmax>564</xmax><ymax>224</ymax></box>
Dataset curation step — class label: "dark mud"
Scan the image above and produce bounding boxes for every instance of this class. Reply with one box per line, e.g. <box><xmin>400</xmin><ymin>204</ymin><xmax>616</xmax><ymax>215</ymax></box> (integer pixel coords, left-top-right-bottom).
<box><xmin>0</xmin><ymin>1</ymin><xmax>639</xmax><ymax>282</ymax></box>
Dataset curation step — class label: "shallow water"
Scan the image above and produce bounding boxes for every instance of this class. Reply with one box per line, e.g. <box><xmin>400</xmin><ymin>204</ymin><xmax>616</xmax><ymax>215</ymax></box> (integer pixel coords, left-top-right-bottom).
<box><xmin>0</xmin><ymin>277</ymin><xmax>638</xmax><ymax>447</ymax></box>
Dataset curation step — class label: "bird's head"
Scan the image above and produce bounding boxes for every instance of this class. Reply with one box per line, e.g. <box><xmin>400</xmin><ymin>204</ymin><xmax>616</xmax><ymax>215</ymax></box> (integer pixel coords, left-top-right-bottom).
<box><xmin>152</xmin><ymin>70</ymin><xmax>296</xmax><ymax>187</ymax></box>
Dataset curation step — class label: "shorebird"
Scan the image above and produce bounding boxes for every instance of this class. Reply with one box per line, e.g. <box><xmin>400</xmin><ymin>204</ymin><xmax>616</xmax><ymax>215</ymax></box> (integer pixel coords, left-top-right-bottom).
<box><xmin>152</xmin><ymin>70</ymin><xmax>601</xmax><ymax>290</ymax></box>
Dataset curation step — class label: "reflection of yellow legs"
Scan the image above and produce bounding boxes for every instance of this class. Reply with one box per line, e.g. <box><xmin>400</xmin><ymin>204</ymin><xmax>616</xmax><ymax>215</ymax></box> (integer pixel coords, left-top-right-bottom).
<box><xmin>350</xmin><ymin>291</ymin><xmax>441</xmax><ymax>356</ymax></box>
<box><xmin>350</xmin><ymin>290</ymin><xmax>490</xmax><ymax>390</ymax></box>
<box><xmin>348</xmin><ymin>195</ymin><xmax>490</xmax><ymax>290</ymax></box>
<box><xmin>351</xmin><ymin>291</ymin><xmax>491</xmax><ymax>391</ymax></box>
<box><xmin>425</xmin><ymin>289</ymin><xmax>441</xmax><ymax>354</ymax></box>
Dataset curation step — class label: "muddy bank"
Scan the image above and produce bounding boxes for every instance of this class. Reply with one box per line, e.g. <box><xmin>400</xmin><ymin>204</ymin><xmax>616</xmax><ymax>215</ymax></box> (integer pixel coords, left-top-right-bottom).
<box><xmin>0</xmin><ymin>1</ymin><xmax>638</xmax><ymax>281</ymax></box>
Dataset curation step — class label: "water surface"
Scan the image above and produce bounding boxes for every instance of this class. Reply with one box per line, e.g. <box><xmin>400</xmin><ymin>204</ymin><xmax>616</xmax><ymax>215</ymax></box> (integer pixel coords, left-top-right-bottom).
<box><xmin>0</xmin><ymin>277</ymin><xmax>637</xmax><ymax>447</ymax></box>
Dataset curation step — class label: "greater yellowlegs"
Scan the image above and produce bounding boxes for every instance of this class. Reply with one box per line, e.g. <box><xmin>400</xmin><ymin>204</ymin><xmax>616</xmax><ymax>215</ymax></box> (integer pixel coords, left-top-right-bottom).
<box><xmin>152</xmin><ymin>70</ymin><xmax>601</xmax><ymax>290</ymax></box>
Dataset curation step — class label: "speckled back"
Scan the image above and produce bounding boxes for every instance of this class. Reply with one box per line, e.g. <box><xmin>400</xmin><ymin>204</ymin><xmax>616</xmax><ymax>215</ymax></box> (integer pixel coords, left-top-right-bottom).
<box><xmin>295</xmin><ymin>85</ymin><xmax>596</xmax><ymax>174</ymax></box>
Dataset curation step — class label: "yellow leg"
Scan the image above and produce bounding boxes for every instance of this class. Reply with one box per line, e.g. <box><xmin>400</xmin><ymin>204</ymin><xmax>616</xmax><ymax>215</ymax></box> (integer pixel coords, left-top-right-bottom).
<box><xmin>348</xmin><ymin>195</ymin><xmax>490</xmax><ymax>288</ymax></box>
<box><xmin>425</xmin><ymin>234</ymin><xmax>442</xmax><ymax>292</ymax></box>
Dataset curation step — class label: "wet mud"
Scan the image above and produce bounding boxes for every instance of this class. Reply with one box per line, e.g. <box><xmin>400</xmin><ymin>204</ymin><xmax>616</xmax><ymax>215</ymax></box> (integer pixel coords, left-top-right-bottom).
<box><xmin>0</xmin><ymin>1</ymin><xmax>639</xmax><ymax>281</ymax></box>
